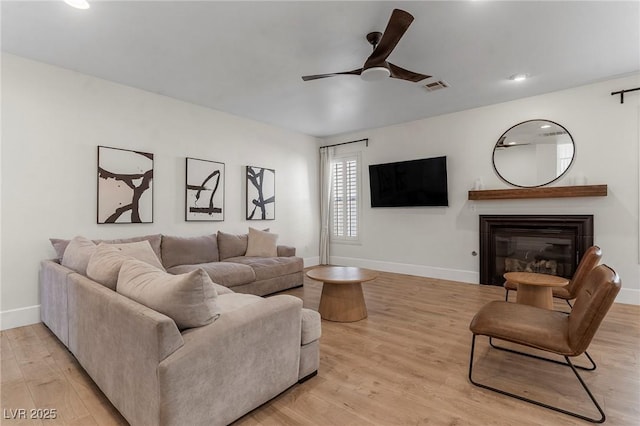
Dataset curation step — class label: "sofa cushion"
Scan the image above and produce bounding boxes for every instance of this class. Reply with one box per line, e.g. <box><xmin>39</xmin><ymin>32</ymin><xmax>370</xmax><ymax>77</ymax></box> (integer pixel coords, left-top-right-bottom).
<box><xmin>167</xmin><ymin>262</ymin><xmax>256</xmax><ymax>288</ymax></box>
<box><xmin>117</xmin><ymin>259</ymin><xmax>220</xmax><ymax>330</ymax></box>
<box><xmin>215</xmin><ymin>293</ymin><xmax>263</xmax><ymax>314</ymax></box>
<box><xmin>86</xmin><ymin>241</ymin><xmax>165</xmax><ymax>290</ymax></box>
<box><xmin>301</xmin><ymin>308</ymin><xmax>322</xmax><ymax>345</ymax></box>
<box><xmin>161</xmin><ymin>234</ymin><xmax>219</xmax><ymax>269</ymax></box>
<box><xmin>51</xmin><ymin>234</ymin><xmax>162</xmax><ymax>262</ymax></box>
<box><xmin>217</xmin><ymin>231</ymin><xmax>248</xmax><ymax>260</ymax></box>
<box><xmin>245</xmin><ymin>227</ymin><xmax>278</xmax><ymax>257</ymax></box>
<box><xmin>61</xmin><ymin>236</ymin><xmax>97</xmax><ymax>275</ymax></box>
<box><xmin>222</xmin><ymin>256</ymin><xmax>303</xmax><ymax>281</ymax></box>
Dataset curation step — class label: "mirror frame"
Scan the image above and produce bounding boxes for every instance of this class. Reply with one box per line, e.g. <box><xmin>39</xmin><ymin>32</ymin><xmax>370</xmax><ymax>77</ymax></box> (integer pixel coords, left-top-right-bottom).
<box><xmin>492</xmin><ymin>119</ymin><xmax>575</xmax><ymax>188</ymax></box>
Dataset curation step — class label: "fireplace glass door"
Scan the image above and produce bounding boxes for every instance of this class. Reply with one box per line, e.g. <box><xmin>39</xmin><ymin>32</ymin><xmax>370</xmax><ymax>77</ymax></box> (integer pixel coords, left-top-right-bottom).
<box><xmin>493</xmin><ymin>229</ymin><xmax>576</xmax><ymax>286</ymax></box>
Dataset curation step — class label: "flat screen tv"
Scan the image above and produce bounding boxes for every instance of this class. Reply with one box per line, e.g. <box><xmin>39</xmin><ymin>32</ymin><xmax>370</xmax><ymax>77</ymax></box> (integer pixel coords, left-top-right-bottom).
<box><xmin>369</xmin><ymin>156</ymin><xmax>448</xmax><ymax>207</ymax></box>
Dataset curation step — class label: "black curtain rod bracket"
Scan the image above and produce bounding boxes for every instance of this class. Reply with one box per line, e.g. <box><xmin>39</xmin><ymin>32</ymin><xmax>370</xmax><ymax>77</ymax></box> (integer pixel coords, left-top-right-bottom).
<box><xmin>320</xmin><ymin>138</ymin><xmax>369</xmax><ymax>150</ymax></box>
<box><xmin>611</xmin><ymin>87</ymin><xmax>640</xmax><ymax>104</ymax></box>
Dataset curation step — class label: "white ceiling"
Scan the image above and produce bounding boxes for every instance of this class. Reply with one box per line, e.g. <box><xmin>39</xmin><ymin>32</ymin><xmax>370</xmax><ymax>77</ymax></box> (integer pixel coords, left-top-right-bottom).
<box><xmin>2</xmin><ymin>1</ymin><xmax>639</xmax><ymax>137</ymax></box>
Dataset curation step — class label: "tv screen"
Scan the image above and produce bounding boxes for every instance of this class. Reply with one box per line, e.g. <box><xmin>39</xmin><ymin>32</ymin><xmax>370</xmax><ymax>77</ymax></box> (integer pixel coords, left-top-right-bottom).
<box><xmin>369</xmin><ymin>156</ymin><xmax>449</xmax><ymax>207</ymax></box>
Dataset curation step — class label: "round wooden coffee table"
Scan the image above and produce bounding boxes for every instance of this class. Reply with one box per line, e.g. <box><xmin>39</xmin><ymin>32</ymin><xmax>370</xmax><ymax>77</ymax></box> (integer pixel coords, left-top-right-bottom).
<box><xmin>306</xmin><ymin>266</ymin><xmax>378</xmax><ymax>322</ymax></box>
<box><xmin>504</xmin><ymin>272</ymin><xmax>569</xmax><ymax>310</ymax></box>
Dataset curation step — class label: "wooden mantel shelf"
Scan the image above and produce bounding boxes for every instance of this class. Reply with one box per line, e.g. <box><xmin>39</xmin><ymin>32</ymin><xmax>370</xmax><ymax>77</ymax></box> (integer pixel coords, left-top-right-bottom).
<box><xmin>468</xmin><ymin>184</ymin><xmax>607</xmax><ymax>201</ymax></box>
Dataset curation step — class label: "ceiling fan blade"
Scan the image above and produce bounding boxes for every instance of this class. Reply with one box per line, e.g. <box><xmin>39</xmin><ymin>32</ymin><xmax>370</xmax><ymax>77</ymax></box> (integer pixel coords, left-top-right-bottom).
<box><xmin>364</xmin><ymin>9</ymin><xmax>414</xmax><ymax>68</ymax></box>
<box><xmin>388</xmin><ymin>63</ymin><xmax>430</xmax><ymax>82</ymax></box>
<box><xmin>301</xmin><ymin>69</ymin><xmax>363</xmax><ymax>81</ymax></box>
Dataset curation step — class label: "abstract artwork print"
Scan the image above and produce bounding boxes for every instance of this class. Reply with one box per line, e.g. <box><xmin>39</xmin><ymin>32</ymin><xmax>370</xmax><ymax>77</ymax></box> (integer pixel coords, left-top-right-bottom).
<box><xmin>186</xmin><ymin>157</ymin><xmax>225</xmax><ymax>221</ymax></box>
<box><xmin>97</xmin><ymin>146</ymin><xmax>153</xmax><ymax>224</ymax></box>
<box><xmin>246</xmin><ymin>166</ymin><xmax>275</xmax><ymax>220</ymax></box>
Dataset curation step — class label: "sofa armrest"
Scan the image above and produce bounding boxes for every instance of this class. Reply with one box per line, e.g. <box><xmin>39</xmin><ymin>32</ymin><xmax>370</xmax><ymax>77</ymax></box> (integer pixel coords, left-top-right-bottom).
<box><xmin>40</xmin><ymin>260</ymin><xmax>74</xmax><ymax>347</ymax></box>
<box><xmin>67</xmin><ymin>273</ymin><xmax>184</xmax><ymax>426</ymax></box>
<box><xmin>277</xmin><ymin>245</ymin><xmax>296</xmax><ymax>257</ymax></box>
<box><xmin>158</xmin><ymin>295</ymin><xmax>303</xmax><ymax>426</ymax></box>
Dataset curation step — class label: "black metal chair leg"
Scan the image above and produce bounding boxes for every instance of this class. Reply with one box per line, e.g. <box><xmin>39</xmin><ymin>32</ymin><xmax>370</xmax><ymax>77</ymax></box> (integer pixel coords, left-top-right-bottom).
<box><xmin>488</xmin><ymin>337</ymin><xmax>596</xmax><ymax>371</ymax></box>
<box><xmin>469</xmin><ymin>335</ymin><xmax>605</xmax><ymax>423</ymax></box>
<box><xmin>565</xmin><ymin>299</ymin><xmax>573</xmax><ymax>309</ymax></box>
<box><xmin>504</xmin><ymin>289</ymin><xmax>510</xmax><ymax>302</ymax></box>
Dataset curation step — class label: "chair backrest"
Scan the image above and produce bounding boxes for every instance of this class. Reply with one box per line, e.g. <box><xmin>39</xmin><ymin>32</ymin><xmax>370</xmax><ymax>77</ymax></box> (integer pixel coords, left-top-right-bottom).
<box><xmin>566</xmin><ymin>246</ymin><xmax>603</xmax><ymax>298</ymax></box>
<box><xmin>568</xmin><ymin>264</ymin><xmax>621</xmax><ymax>355</ymax></box>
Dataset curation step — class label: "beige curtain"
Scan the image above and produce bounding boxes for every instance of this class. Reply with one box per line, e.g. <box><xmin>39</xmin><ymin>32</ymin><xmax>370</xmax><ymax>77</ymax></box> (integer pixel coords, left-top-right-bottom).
<box><xmin>319</xmin><ymin>147</ymin><xmax>333</xmax><ymax>264</ymax></box>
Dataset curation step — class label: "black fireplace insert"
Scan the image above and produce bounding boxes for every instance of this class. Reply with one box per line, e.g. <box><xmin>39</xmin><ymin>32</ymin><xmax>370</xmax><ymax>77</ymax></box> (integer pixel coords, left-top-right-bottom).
<box><xmin>479</xmin><ymin>215</ymin><xmax>594</xmax><ymax>286</ymax></box>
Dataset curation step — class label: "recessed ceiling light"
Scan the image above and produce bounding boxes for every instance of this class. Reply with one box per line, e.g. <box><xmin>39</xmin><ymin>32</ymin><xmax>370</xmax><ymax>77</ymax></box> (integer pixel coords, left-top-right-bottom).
<box><xmin>540</xmin><ymin>124</ymin><xmax>551</xmax><ymax>129</ymax></box>
<box><xmin>508</xmin><ymin>73</ymin><xmax>529</xmax><ymax>82</ymax></box>
<box><xmin>64</xmin><ymin>0</ymin><xmax>90</xmax><ymax>10</ymax></box>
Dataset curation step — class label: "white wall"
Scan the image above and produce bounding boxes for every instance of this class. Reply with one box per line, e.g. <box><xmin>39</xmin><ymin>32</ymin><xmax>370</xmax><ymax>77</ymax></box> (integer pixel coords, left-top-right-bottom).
<box><xmin>322</xmin><ymin>74</ymin><xmax>640</xmax><ymax>305</ymax></box>
<box><xmin>1</xmin><ymin>54</ymin><xmax>320</xmax><ymax>329</ymax></box>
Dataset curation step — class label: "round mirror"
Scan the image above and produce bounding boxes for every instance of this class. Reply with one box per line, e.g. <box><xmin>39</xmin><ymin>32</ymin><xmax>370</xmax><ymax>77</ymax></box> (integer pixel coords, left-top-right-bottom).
<box><xmin>492</xmin><ymin>119</ymin><xmax>575</xmax><ymax>188</ymax></box>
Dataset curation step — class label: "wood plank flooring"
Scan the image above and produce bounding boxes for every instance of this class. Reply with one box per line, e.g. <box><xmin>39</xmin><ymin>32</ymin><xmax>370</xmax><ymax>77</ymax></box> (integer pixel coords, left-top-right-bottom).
<box><xmin>2</xmin><ymin>271</ymin><xmax>639</xmax><ymax>425</ymax></box>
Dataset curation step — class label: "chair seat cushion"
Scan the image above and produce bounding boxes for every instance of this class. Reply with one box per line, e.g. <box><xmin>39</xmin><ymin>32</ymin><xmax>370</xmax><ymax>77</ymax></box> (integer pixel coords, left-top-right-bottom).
<box><xmin>504</xmin><ymin>280</ymin><xmax>517</xmax><ymax>291</ymax></box>
<box><xmin>552</xmin><ymin>284</ymin><xmax>572</xmax><ymax>299</ymax></box>
<box><xmin>469</xmin><ymin>301</ymin><xmax>573</xmax><ymax>355</ymax></box>
<box><xmin>222</xmin><ymin>256</ymin><xmax>303</xmax><ymax>281</ymax></box>
<box><xmin>167</xmin><ymin>262</ymin><xmax>256</xmax><ymax>288</ymax></box>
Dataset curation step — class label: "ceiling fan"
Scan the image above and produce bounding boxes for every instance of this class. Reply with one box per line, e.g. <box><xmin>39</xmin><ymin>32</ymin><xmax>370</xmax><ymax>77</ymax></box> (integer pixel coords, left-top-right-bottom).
<box><xmin>302</xmin><ymin>9</ymin><xmax>430</xmax><ymax>83</ymax></box>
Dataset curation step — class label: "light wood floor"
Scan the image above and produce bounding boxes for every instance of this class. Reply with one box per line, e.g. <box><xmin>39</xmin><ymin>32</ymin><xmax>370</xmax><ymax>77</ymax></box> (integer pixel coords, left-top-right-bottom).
<box><xmin>2</xmin><ymin>271</ymin><xmax>639</xmax><ymax>425</ymax></box>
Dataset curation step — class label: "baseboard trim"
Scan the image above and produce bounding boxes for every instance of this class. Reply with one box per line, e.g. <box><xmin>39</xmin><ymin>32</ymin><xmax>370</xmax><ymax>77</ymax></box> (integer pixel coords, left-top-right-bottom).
<box><xmin>330</xmin><ymin>256</ymin><xmax>479</xmax><ymax>284</ymax></box>
<box><xmin>616</xmin><ymin>288</ymin><xmax>640</xmax><ymax>305</ymax></box>
<box><xmin>329</xmin><ymin>256</ymin><xmax>640</xmax><ymax>306</ymax></box>
<box><xmin>1</xmin><ymin>305</ymin><xmax>41</xmax><ymax>330</ymax></box>
<box><xmin>304</xmin><ymin>256</ymin><xmax>320</xmax><ymax>268</ymax></box>
<box><xmin>0</xmin><ymin>266</ymin><xmax>634</xmax><ymax>331</ymax></box>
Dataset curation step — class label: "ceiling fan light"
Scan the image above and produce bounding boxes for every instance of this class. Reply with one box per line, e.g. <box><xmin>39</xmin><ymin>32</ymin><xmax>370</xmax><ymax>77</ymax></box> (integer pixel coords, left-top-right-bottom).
<box><xmin>361</xmin><ymin>67</ymin><xmax>391</xmax><ymax>82</ymax></box>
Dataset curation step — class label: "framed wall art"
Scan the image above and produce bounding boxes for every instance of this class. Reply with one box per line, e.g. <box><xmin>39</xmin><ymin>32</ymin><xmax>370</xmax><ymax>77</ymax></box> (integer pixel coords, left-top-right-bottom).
<box><xmin>246</xmin><ymin>166</ymin><xmax>275</xmax><ymax>220</ymax></box>
<box><xmin>186</xmin><ymin>157</ymin><xmax>225</xmax><ymax>221</ymax></box>
<box><xmin>97</xmin><ymin>146</ymin><xmax>153</xmax><ymax>224</ymax></box>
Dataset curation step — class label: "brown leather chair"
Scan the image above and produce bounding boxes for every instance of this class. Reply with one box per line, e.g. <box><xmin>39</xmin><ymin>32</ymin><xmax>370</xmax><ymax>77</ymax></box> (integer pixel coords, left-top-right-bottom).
<box><xmin>504</xmin><ymin>245</ymin><xmax>602</xmax><ymax>308</ymax></box>
<box><xmin>470</xmin><ymin>264</ymin><xmax>621</xmax><ymax>423</ymax></box>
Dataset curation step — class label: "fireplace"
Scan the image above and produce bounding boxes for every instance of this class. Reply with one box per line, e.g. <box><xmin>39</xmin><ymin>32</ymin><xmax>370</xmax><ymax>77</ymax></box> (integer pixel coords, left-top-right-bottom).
<box><xmin>479</xmin><ymin>215</ymin><xmax>594</xmax><ymax>286</ymax></box>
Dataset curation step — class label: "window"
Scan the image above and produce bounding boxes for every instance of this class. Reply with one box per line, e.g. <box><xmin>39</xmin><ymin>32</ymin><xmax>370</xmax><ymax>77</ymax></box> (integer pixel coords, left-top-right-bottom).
<box><xmin>557</xmin><ymin>141</ymin><xmax>574</xmax><ymax>175</ymax></box>
<box><xmin>332</xmin><ymin>154</ymin><xmax>360</xmax><ymax>242</ymax></box>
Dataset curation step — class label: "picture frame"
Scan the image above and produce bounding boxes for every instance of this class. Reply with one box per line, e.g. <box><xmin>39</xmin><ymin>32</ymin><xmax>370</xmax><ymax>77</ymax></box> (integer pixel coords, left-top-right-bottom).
<box><xmin>186</xmin><ymin>157</ymin><xmax>225</xmax><ymax>221</ymax></box>
<box><xmin>97</xmin><ymin>145</ymin><xmax>154</xmax><ymax>224</ymax></box>
<box><xmin>246</xmin><ymin>166</ymin><xmax>275</xmax><ymax>220</ymax></box>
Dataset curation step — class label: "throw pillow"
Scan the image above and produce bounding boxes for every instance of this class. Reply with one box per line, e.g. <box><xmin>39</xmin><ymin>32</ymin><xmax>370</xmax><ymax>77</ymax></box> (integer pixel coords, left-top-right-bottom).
<box><xmin>61</xmin><ymin>236</ymin><xmax>97</xmax><ymax>275</ymax></box>
<box><xmin>217</xmin><ymin>228</ymin><xmax>270</xmax><ymax>260</ymax></box>
<box><xmin>245</xmin><ymin>227</ymin><xmax>278</xmax><ymax>257</ymax></box>
<box><xmin>87</xmin><ymin>241</ymin><xmax>165</xmax><ymax>290</ymax></box>
<box><xmin>117</xmin><ymin>259</ymin><xmax>221</xmax><ymax>330</ymax></box>
<box><xmin>97</xmin><ymin>234</ymin><xmax>163</xmax><ymax>264</ymax></box>
<box><xmin>50</xmin><ymin>234</ymin><xmax>162</xmax><ymax>262</ymax></box>
<box><xmin>49</xmin><ymin>238</ymin><xmax>70</xmax><ymax>261</ymax></box>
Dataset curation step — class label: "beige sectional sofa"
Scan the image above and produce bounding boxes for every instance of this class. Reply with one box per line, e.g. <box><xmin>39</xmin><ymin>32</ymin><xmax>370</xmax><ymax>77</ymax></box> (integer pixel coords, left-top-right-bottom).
<box><xmin>40</xmin><ymin>231</ymin><xmax>320</xmax><ymax>426</ymax></box>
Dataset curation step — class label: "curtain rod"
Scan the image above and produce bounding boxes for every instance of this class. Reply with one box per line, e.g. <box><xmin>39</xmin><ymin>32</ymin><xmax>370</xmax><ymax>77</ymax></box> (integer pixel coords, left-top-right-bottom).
<box><xmin>611</xmin><ymin>87</ymin><xmax>640</xmax><ymax>104</ymax></box>
<box><xmin>319</xmin><ymin>138</ymin><xmax>368</xmax><ymax>150</ymax></box>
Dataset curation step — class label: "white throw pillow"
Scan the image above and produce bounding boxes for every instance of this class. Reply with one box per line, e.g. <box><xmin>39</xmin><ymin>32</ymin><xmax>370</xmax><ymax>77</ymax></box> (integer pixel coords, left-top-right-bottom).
<box><xmin>61</xmin><ymin>236</ymin><xmax>97</xmax><ymax>275</ymax></box>
<box><xmin>245</xmin><ymin>227</ymin><xmax>278</xmax><ymax>257</ymax></box>
<box><xmin>117</xmin><ymin>259</ymin><xmax>220</xmax><ymax>330</ymax></box>
<box><xmin>87</xmin><ymin>241</ymin><xmax>165</xmax><ymax>290</ymax></box>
